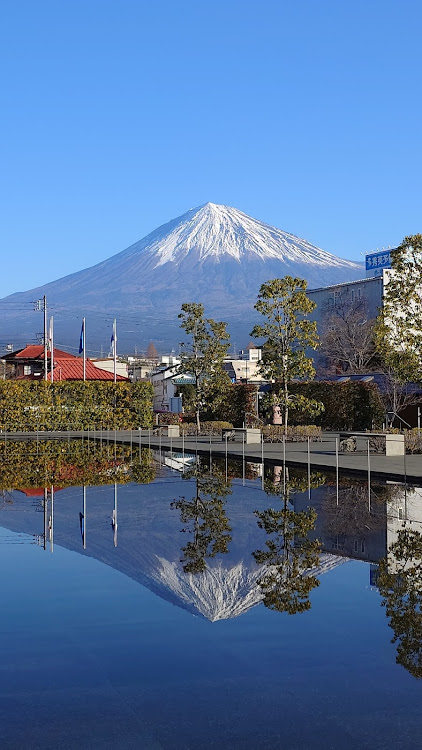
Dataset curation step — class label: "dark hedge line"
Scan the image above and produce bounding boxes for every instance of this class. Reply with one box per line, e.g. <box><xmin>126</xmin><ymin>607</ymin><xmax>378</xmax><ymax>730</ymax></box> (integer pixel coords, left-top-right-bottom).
<box><xmin>289</xmin><ymin>381</ymin><xmax>385</xmax><ymax>430</ymax></box>
<box><xmin>0</xmin><ymin>381</ymin><xmax>154</xmax><ymax>431</ymax></box>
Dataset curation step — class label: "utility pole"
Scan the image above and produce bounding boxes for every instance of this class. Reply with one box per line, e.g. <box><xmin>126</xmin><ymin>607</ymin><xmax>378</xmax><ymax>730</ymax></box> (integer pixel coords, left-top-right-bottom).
<box><xmin>33</xmin><ymin>296</ymin><xmax>48</xmax><ymax>380</ymax></box>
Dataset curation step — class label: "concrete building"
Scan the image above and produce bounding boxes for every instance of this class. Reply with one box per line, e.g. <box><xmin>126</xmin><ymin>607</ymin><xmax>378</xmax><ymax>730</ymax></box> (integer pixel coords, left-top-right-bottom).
<box><xmin>307</xmin><ymin>273</ymin><xmax>385</xmax><ymax>336</ymax></box>
<box><xmin>306</xmin><ymin>249</ymin><xmax>394</xmax><ymax>338</ymax></box>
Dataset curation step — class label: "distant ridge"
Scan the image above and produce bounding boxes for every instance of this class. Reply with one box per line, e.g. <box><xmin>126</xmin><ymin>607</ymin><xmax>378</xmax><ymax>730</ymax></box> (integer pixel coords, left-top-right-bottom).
<box><xmin>0</xmin><ymin>203</ymin><xmax>363</xmax><ymax>352</ymax></box>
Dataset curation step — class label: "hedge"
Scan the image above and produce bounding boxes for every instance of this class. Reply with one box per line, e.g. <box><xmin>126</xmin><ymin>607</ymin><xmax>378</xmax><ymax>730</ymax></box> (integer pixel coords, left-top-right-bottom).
<box><xmin>288</xmin><ymin>381</ymin><xmax>385</xmax><ymax>431</ymax></box>
<box><xmin>263</xmin><ymin>425</ymin><xmax>322</xmax><ymax>442</ymax></box>
<box><xmin>0</xmin><ymin>381</ymin><xmax>154</xmax><ymax>431</ymax></box>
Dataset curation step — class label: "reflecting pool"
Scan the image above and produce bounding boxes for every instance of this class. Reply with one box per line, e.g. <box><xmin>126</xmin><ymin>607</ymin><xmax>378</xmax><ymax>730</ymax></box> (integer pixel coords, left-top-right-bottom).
<box><xmin>0</xmin><ymin>440</ymin><xmax>422</xmax><ymax>749</ymax></box>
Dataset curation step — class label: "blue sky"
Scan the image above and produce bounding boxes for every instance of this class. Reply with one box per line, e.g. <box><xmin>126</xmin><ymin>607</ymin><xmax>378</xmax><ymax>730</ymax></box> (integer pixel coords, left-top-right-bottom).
<box><xmin>1</xmin><ymin>0</ymin><xmax>421</xmax><ymax>297</ymax></box>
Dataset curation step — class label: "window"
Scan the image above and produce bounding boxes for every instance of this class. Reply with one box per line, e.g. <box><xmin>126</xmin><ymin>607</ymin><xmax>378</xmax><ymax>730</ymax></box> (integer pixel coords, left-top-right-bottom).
<box><xmin>23</xmin><ymin>365</ymin><xmax>32</xmax><ymax>375</ymax></box>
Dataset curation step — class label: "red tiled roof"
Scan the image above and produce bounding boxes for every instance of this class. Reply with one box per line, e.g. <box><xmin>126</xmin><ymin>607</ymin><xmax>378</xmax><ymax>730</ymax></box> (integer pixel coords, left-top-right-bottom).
<box><xmin>5</xmin><ymin>345</ymin><xmax>77</xmax><ymax>360</ymax></box>
<box><xmin>18</xmin><ymin>487</ymin><xmax>63</xmax><ymax>497</ymax></box>
<box><xmin>47</xmin><ymin>358</ymin><xmax>128</xmax><ymax>381</ymax></box>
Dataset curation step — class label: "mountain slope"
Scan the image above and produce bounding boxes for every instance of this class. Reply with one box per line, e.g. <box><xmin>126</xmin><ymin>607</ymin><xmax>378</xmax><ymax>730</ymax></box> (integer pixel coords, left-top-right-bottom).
<box><xmin>0</xmin><ymin>203</ymin><xmax>363</xmax><ymax>352</ymax></box>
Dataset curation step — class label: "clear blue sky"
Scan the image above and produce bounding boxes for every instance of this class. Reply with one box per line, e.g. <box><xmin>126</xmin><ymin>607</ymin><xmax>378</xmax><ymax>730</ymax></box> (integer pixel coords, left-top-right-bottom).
<box><xmin>1</xmin><ymin>0</ymin><xmax>421</xmax><ymax>297</ymax></box>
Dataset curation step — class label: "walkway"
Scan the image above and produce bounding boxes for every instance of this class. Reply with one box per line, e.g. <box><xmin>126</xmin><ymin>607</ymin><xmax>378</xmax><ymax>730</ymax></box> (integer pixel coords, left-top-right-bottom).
<box><xmin>3</xmin><ymin>429</ymin><xmax>422</xmax><ymax>483</ymax></box>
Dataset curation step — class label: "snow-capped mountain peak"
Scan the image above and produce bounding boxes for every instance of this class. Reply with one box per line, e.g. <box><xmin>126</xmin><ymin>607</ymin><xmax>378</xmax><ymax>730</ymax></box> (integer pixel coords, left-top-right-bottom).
<box><xmin>129</xmin><ymin>202</ymin><xmax>360</xmax><ymax>270</ymax></box>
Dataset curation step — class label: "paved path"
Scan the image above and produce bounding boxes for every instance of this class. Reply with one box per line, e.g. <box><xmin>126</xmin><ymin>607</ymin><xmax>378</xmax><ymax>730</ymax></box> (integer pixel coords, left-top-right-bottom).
<box><xmin>3</xmin><ymin>429</ymin><xmax>422</xmax><ymax>483</ymax></box>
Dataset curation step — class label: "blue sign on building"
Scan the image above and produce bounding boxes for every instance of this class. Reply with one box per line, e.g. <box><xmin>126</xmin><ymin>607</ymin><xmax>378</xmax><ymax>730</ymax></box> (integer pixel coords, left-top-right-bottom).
<box><xmin>365</xmin><ymin>250</ymin><xmax>391</xmax><ymax>277</ymax></box>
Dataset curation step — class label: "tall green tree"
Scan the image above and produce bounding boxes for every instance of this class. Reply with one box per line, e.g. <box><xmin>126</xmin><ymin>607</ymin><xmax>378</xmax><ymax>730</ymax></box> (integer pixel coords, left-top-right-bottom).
<box><xmin>375</xmin><ymin>234</ymin><xmax>422</xmax><ymax>385</ymax></box>
<box><xmin>251</xmin><ymin>277</ymin><xmax>322</xmax><ymax>429</ymax></box>
<box><xmin>178</xmin><ymin>303</ymin><xmax>231</xmax><ymax>432</ymax></box>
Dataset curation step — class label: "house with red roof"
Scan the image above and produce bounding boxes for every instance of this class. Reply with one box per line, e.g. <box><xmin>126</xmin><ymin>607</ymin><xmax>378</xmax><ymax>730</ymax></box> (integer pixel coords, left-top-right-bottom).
<box><xmin>3</xmin><ymin>345</ymin><xmax>129</xmax><ymax>381</ymax></box>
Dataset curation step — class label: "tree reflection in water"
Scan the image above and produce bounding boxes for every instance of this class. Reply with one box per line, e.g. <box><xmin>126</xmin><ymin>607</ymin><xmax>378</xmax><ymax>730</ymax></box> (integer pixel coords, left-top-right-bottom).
<box><xmin>171</xmin><ymin>458</ymin><xmax>232</xmax><ymax>574</ymax></box>
<box><xmin>253</xmin><ymin>467</ymin><xmax>324</xmax><ymax>614</ymax></box>
<box><xmin>378</xmin><ymin>527</ymin><xmax>422</xmax><ymax>678</ymax></box>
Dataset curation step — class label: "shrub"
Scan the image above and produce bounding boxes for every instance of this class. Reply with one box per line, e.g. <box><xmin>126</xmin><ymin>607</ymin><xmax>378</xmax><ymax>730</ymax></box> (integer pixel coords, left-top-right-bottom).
<box><xmin>157</xmin><ymin>412</ymin><xmax>181</xmax><ymax>426</ymax></box>
<box><xmin>404</xmin><ymin>429</ymin><xmax>422</xmax><ymax>454</ymax></box>
<box><xmin>263</xmin><ymin>425</ymin><xmax>322</xmax><ymax>442</ymax></box>
<box><xmin>180</xmin><ymin>420</ymin><xmax>233</xmax><ymax>436</ymax></box>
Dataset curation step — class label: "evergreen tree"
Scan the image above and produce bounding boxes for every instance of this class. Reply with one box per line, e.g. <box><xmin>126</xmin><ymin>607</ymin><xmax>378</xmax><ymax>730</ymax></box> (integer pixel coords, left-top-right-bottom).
<box><xmin>178</xmin><ymin>303</ymin><xmax>231</xmax><ymax>432</ymax></box>
<box><xmin>251</xmin><ymin>277</ymin><xmax>322</xmax><ymax>428</ymax></box>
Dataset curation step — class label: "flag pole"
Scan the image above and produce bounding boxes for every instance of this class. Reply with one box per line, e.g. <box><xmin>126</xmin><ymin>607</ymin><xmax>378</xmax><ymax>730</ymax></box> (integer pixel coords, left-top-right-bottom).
<box><xmin>113</xmin><ymin>319</ymin><xmax>117</xmax><ymax>383</ymax></box>
<box><xmin>50</xmin><ymin>316</ymin><xmax>54</xmax><ymax>383</ymax></box>
<box><xmin>44</xmin><ymin>295</ymin><xmax>48</xmax><ymax>382</ymax></box>
<box><xmin>83</xmin><ymin>317</ymin><xmax>86</xmax><ymax>382</ymax></box>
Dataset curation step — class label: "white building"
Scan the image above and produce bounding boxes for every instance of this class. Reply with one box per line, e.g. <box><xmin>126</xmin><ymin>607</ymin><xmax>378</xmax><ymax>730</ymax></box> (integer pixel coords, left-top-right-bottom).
<box><xmin>306</xmin><ymin>250</ymin><xmax>393</xmax><ymax>336</ymax></box>
<box><xmin>90</xmin><ymin>358</ymin><xmax>129</xmax><ymax>379</ymax></box>
<box><xmin>150</xmin><ymin>365</ymin><xmax>193</xmax><ymax>412</ymax></box>
<box><xmin>223</xmin><ymin>359</ymin><xmax>266</xmax><ymax>383</ymax></box>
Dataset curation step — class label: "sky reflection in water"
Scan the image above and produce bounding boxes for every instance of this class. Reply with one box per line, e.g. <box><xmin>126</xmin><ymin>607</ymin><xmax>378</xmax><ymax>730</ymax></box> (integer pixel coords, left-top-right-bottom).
<box><xmin>0</xmin><ymin>441</ymin><xmax>421</xmax><ymax>749</ymax></box>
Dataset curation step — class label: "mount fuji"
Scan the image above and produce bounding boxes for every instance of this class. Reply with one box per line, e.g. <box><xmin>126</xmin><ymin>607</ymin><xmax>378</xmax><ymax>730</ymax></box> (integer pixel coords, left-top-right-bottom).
<box><xmin>1</xmin><ymin>203</ymin><xmax>363</xmax><ymax>352</ymax></box>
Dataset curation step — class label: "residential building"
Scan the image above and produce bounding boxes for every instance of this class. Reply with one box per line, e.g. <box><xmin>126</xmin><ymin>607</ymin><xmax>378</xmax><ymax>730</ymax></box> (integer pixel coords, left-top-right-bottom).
<box><xmin>150</xmin><ymin>364</ymin><xmax>193</xmax><ymax>412</ymax></box>
<box><xmin>3</xmin><ymin>345</ymin><xmax>129</xmax><ymax>381</ymax></box>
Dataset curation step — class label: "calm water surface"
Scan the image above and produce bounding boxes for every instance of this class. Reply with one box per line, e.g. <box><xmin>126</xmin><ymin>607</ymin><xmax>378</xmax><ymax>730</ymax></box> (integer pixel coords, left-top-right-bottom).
<box><xmin>0</xmin><ymin>441</ymin><xmax>421</xmax><ymax>749</ymax></box>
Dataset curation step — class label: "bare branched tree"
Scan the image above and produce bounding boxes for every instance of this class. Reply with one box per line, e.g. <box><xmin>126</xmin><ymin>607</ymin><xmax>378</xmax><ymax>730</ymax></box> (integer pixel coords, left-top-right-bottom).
<box><xmin>320</xmin><ymin>297</ymin><xmax>378</xmax><ymax>373</ymax></box>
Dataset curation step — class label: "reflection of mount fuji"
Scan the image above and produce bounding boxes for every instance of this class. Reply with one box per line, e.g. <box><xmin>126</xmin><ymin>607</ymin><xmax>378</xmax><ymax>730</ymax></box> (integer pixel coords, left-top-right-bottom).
<box><xmin>0</xmin><ymin>476</ymin><xmax>346</xmax><ymax>621</ymax></box>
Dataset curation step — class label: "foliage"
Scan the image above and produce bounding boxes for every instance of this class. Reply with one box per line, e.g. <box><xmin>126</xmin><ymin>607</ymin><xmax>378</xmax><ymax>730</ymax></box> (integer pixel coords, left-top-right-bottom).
<box><xmin>0</xmin><ymin>381</ymin><xmax>153</xmax><ymax>431</ymax></box>
<box><xmin>253</xmin><ymin>470</ymin><xmax>322</xmax><ymax>614</ymax></box>
<box><xmin>0</xmin><ymin>439</ymin><xmax>156</xmax><ymax>490</ymax></box>
<box><xmin>178</xmin><ymin>303</ymin><xmax>231</xmax><ymax>432</ymax></box>
<box><xmin>375</xmin><ymin>234</ymin><xmax>422</xmax><ymax>384</ymax></box>
<box><xmin>211</xmin><ymin>383</ymin><xmax>258</xmax><ymax>426</ymax></box>
<box><xmin>157</xmin><ymin>412</ymin><xmax>181</xmax><ymax>426</ymax></box>
<box><xmin>171</xmin><ymin>458</ymin><xmax>232</xmax><ymax>573</ymax></box>
<box><xmin>320</xmin><ymin>297</ymin><xmax>378</xmax><ymax>373</ymax></box>
<box><xmin>262</xmin><ymin>425</ymin><xmax>322</xmax><ymax>442</ymax></box>
<box><xmin>251</xmin><ymin>277</ymin><xmax>321</xmax><ymax>429</ymax></box>
<box><xmin>404</xmin><ymin>429</ymin><xmax>422</xmax><ymax>454</ymax></box>
<box><xmin>286</xmin><ymin>381</ymin><xmax>385</xmax><ymax>430</ymax></box>
<box><xmin>378</xmin><ymin>528</ymin><xmax>422</xmax><ymax>678</ymax></box>
<box><xmin>146</xmin><ymin>341</ymin><xmax>159</xmax><ymax>360</ymax></box>
<box><xmin>174</xmin><ymin>383</ymin><xmax>196</xmax><ymax>415</ymax></box>
<box><xmin>180</xmin><ymin>420</ymin><xmax>233</xmax><ymax>436</ymax></box>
